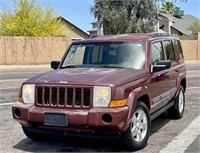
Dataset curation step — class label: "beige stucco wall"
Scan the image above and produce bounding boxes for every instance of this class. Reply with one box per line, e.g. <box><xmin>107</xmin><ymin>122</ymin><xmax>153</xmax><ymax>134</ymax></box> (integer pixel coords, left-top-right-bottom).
<box><xmin>0</xmin><ymin>37</ymin><xmax>6</xmax><ymax>65</ymax></box>
<box><xmin>0</xmin><ymin>36</ymin><xmax>71</xmax><ymax>65</ymax></box>
<box><xmin>0</xmin><ymin>33</ymin><xmax>199</xmax><ymax>65</ymax></box>
<box><xmin>180</xmin><ymin>40</ymin><xmax>198</xmax><ymax>60</ymax></box>
<box><xmin>180</xmin><ymin>32</ymin><xmax>200</xmax><ymax>60</ymax></box>
<box><xmin>198</xmin><ymin>32</ymin><xmax>200</xmax><ymax>60</ymax></box>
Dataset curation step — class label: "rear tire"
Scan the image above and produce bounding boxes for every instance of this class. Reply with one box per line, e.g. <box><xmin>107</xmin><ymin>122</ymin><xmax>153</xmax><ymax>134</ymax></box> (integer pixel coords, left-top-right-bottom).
<box><xmin>122</xmin><ymin>101</ymin><xmax>151</xmax><ymax>151</ymax></box>
<box><xmin>168</xmin><ymin>86</ymin><xmax>185</xmax><ymax>119</ymax></box>
<box><xmin>22</xmin><ymin>126</ymin><xmax>52</xmax><ymax>141</ymax></box>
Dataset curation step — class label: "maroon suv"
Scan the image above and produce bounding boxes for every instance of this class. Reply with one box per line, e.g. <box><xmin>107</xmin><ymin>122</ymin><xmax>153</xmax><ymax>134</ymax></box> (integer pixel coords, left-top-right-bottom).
<box><xmin>12</xmin><ymin>33</ymin><xmax>186</xmax><ymax>151</ymax></box>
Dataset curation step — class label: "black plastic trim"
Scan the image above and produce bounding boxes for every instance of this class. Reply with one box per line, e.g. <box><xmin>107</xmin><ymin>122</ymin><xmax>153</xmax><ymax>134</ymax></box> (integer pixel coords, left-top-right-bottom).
<box><xmin>150</xmin><ymin>101</ymin><xmax>175</xmax><ymax>120</ymax></box>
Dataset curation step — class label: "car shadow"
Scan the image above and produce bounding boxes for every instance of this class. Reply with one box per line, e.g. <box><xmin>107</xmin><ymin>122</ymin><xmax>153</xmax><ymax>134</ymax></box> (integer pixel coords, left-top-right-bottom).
<box><xmin>13</xmin><ymin>136</ymin><xmax>128</xmax><ymax>152</ymax></box>
<box><xmin>13</xmin><ymin>115</ymin><xmax>172</xmax><ymax>152</ymax></box>
<box><xmin>150</xmin><ymin>113</ymin><xmax>171</xmax><ymax>136</ymax></box>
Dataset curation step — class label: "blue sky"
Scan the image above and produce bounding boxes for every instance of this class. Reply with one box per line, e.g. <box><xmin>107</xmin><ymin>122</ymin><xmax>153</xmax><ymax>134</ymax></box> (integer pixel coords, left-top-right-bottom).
<box><xmin>36</xmin><ymin>0</ymin><xmax>95</xmax><ymax>33</ymax></box>
<box><xmin>174</xmin><ymin>0</ymin><xmax>200</xmax><ymax>18</ymax></box>
<box><xmin>0</xmin><ymin>0</ymin><xmax>199</xmax><ymax>33</ymax></box>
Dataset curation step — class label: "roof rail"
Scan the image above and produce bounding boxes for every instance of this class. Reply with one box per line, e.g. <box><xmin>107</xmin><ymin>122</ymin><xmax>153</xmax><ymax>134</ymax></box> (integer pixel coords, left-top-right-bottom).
<box><xmin>149</xmin><ymin>33</ymin><xmax>178</xmax><ymax>37</ymax></box>
<box><xmin>89</xmin><ymin>35</ymin><xmax>103</xmax><ymax>39</ymax></box>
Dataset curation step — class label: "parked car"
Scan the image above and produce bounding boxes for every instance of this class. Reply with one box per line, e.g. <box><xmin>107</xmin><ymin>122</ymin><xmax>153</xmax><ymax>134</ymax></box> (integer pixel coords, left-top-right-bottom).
<box><xmin>12</xmin><ymin>33</ymin><xmax>186</xmax><ymax>151</ymax></box>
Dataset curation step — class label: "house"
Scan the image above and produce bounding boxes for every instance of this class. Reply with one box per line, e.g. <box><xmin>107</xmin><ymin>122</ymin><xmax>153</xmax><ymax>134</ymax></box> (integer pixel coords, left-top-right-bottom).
<box><xmin>87</xmin><ymin>21</ymin><xmax>167</xmax><ymax>36</ymax></box>
<box><xmin>88</xmin><ymin>11</ymin><xmax>199</xmax><ymax>36</ymax></box>
<box><xmin>59</xmin><ymin>17</ymin><xmax>89</xmax><ymax>40</ymax></box>
<box><xmin>159</xmin><ymin>11</ymin><xmax>199</xmax><ymax>36</ymax></box>
<box><xmin>88</xmin><ymin>21</ymin><xmax>103</xmax><ymax>37</ymax></box>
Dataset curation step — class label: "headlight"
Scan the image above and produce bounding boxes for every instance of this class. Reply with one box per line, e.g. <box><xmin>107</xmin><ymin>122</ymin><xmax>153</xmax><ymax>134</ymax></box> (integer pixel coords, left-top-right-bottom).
<box><xmin>22</xmin><ymin>84</ymin><xmax>35</xmax><ymax>103</ymax></box>
<box><xmin>93</xmin><ymin>86</ymin><xmax>111</xmax><ymax>107</ymax></box>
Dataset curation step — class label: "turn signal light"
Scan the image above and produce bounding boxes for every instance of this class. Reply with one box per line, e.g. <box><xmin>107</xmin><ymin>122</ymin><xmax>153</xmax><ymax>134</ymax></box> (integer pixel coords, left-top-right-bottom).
<box><xmin>109</xmin><ymin>99</ymin><xmax>128</xmax><ymax>108</ymax></box>
<box><xmin>18</xmin><ymin>97</ymin><xmax>24</xmax><ymax>103</ymax></box>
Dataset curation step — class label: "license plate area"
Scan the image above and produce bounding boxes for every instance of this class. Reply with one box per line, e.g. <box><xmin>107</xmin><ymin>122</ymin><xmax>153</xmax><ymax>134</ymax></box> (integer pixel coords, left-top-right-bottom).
<box><xmin>44</xmin><ymin>113</ymin><xmax>68</xmax><ymax>127</ymax></box>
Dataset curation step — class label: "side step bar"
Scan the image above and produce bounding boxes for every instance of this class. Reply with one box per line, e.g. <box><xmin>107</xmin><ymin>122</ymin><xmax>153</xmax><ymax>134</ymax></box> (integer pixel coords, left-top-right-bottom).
<box><xmin>150</xmin><ymin>102</ymin><xmax>175</xmax><ymax>120</ymax></box>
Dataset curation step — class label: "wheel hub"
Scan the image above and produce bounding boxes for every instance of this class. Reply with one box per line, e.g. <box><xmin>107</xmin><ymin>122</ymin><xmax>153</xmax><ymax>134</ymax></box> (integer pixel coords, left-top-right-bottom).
<box><xmin>178</xmin><ymin>90</ymin><xmax>184</xmax><ymax>113</ymax></box>
<box><xmin>131</xmin><ymin>109</ymin><xmax>148</xmax><ymax>142</ymax></box>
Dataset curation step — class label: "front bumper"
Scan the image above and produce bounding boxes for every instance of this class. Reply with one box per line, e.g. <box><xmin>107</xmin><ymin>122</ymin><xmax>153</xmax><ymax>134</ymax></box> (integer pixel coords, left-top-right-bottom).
<box><xmin>12</xmin><ymin>103</ymin><xmax>129</xmax><ymax>134</ymax></box>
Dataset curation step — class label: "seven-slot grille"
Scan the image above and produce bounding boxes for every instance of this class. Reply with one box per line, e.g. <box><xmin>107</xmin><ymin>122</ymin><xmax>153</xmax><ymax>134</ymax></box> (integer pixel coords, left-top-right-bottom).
<box><xmin>35</xmin><ymin>85</ymin><xmax>93</xmax><ymax>108</ymax></box>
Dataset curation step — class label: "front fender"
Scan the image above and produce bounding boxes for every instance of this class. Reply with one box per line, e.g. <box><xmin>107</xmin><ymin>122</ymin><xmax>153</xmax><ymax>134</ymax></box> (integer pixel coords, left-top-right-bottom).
<box><xmin>121</xmin><ymin>86</ymin><xmax>150</xmax><ymax>132</ymax></box>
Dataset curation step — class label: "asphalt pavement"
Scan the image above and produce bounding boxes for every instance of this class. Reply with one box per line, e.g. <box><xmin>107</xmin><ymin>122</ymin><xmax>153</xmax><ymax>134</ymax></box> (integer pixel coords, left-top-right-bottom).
<box><xmin>0</xmin><ymin>61</ymin><xmax>199</xmax><ymax>152</ymax></box>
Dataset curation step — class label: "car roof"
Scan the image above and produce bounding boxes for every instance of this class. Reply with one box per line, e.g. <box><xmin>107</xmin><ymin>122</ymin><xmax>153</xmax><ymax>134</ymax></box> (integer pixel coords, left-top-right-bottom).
<box><xmin>75</xmin><ymin>33</ymin><xmax>179</xmax><ymax>43</ymax></box>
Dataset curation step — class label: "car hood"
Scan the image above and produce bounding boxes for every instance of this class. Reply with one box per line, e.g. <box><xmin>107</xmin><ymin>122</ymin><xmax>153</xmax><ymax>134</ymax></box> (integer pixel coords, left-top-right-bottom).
<box><xmin>26</xmin><ymin>68</ymin><xmax>148</xmax><ymax>86</ymax></box>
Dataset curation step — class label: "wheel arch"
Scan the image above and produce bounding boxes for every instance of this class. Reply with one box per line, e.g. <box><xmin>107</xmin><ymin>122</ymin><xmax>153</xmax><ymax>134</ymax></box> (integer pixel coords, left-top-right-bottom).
<box><xmin>180</xmin><ymin>78</ymin><xmax>186</xmax><ymax>92</ymax></box>
<box><xmin>137</xmin><ymin>95</ymin><xmax>151</xmax><ymax>111</ymax></box>
<box><xmin>176</xmin><ymin>72</ymin><xmax>186</xmax><ymax>92</ymax></box>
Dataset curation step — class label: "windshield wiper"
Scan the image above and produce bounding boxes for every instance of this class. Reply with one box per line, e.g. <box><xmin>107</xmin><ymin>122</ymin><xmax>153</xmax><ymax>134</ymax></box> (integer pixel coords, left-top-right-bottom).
<box><xmin>61</xmin><ymin>65</ymin><xmax>76</xmax><ymax>68</ymax></box>
<box><xmin>61</xmin><ymin>65</ymin><xmax>125</xmax><ymax>69</ymax></box>
<box><xmin>99</xmin><ymin>65</ymin><xmax>125</xmax><ymax>68</ymax></box>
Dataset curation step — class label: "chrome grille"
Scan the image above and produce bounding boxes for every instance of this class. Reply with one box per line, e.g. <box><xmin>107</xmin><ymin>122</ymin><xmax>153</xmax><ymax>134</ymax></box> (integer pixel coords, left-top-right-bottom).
<box><xmin>35</xmin><ymin>85</ymin><xmax>93</xmax><ymax>108</ymax></box>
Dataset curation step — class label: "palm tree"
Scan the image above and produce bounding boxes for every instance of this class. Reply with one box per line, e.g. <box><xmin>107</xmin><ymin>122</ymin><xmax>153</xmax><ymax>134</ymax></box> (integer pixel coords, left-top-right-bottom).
<box><xmin>159</xmin><ymin>1</ymin><xmax>180</xmax><ymax>14</ymax></box>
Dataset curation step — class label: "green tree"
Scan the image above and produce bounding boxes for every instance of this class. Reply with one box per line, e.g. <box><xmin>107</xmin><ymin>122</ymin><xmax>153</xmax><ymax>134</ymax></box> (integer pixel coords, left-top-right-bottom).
<box><xmin>188</xmin><ymin>20</ymin><xmax>200</xmax><ymax>35</ymax></box>
<box><xmin>159</xmin><ymin>1</ymin><xmax>180</xmax><ymax>14</ymax></box>
<box><xmin>0</xmin><ymin>0</ymin><xmax>65</xmax><ymax>36</ymax></box>
<box><xmin>91</xmin><ymin>0</ymin><xmax>158</xmax><ymax>35</ymax></box>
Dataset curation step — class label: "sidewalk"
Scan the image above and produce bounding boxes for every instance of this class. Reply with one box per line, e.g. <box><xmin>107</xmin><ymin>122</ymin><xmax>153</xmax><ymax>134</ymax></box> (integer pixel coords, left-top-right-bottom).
<box><xmin>0</xmin><ymin>64</ymin><xmax>50</xmax><ymax>70</ymax></box>
<box><xmin>185</xmin><ymin>60</ymin><xmax>200</xmax><ymax>64</ymax></box>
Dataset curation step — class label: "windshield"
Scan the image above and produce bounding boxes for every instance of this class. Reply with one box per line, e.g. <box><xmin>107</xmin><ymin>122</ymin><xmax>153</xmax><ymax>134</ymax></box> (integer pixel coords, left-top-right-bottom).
<box><xmin>61</xmin><ymin>42</ymin><xmax>146</xmax><ymax>69</ymax></box>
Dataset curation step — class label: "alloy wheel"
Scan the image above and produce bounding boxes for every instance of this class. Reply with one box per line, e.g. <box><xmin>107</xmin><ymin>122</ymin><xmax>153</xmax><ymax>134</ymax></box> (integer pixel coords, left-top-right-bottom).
<box><xmin>131</xmin><ymin>109</ymin><xmax>148</xmax><ymax>142</ymax></box>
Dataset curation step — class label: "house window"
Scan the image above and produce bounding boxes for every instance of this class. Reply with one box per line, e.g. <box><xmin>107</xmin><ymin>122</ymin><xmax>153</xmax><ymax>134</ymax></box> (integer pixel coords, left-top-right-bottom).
<box><xmin>71</xmin><ymin>38</ymin><xmax>83</xmax><ymax>41</ymax></box>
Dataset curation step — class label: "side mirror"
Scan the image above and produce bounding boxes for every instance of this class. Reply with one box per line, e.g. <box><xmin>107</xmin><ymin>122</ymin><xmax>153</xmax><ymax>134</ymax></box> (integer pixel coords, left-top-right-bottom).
<box><xmin>152</xmin><ymin>60</ymin><xmax>171</xmax><ymax>73</ymax></box>
<box><xmin>51</xmin><ymin>61</ymin><xmax>60</xmax><ymax>69</ymax></box>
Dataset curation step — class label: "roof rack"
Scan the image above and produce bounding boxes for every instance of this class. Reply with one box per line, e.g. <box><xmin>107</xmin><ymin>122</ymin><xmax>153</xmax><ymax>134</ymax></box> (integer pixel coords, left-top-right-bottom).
<box><xmin>149</xmin><ymin>33</ymin><xmax>178</xmax><ymax>37</ymax></box>
<box><xmin>89</xmin><ymin>35</ymin><xmax>104</xmax><ymax>39</ymax></box>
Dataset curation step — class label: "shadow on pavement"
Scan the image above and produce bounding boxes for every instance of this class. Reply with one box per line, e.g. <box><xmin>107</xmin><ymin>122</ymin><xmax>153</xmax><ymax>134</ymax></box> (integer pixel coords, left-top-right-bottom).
<box><xmin>13</xmin><ymin>115</ymin><xmax>171</xmax><ymax>152</ymax></box>
<box><xmin>13</xmin><ymin>136</ymin><xmax>129</xmax><ymax>152</ymax></box>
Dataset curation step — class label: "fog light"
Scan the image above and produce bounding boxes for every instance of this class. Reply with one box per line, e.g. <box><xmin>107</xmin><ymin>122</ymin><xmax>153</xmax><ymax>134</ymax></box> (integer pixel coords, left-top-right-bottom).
<box><xmin>102</xmin><ymin>114</ymin><xmax>112</xmax><ymax>123</ymax></box>
<box><xmin>15</xmin><ymin>109</ymin><xmax>21</xmax><ymax>118</ymax></box>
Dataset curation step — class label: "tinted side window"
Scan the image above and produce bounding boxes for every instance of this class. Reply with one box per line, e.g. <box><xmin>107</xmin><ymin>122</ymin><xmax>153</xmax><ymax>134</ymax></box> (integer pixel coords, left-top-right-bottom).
<box><xmin>173</xmin><ymin>40</ymin><xmax>184</xmax><ymax>62</ymax></box>
<box><xmin>151</xmin><ymin>42</ymin><xmax>165</xmax><ymax>64</ymax></box>
<box><xmin>163</xmin><ymin>41</ymin><xmax>175</xmax><ymax>61</ymax></box>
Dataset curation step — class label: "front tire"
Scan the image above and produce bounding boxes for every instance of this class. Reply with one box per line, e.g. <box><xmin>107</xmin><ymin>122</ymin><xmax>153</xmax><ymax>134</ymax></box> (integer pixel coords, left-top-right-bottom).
<box><xmin>123</xmin><ymin>101</ymin><xmax>151</xmax><ymax>151</ymax></box>
<box><xmin>22</xmin><ymin>126</ymin><xmax>52</xmax><ymax>141</ymax></box>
